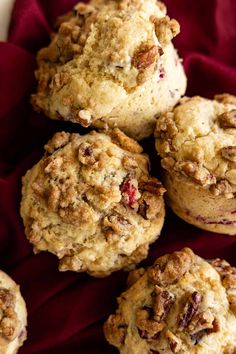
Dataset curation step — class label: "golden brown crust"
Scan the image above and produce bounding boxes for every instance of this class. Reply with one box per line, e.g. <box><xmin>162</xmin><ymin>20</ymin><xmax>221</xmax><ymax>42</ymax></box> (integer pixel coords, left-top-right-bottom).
<box><xmin>0</xmin><ymin>289</ymin><xmax>19</xmax><ymax>343</ymax></box>
<box><xmin>104</xmin><ymin>249</ymin><xmax>236</xmax><ymax>354</ymax></box>
<box><xmin>155</xmin><ymin>95</ymin><xmax>236</xmax><ymax>235</ymax></box>
<box><xmin>0</xmin><ymin>271</ymin><xmax>27</xmax><ymax>354</ymax></box>
<box><xmin>155</xmin><ymin>95</ymin><xmax>236</xmax><ymax>195</ymax></box>
<box><xmin>31</xmin><ymin>0</ymin><xmax>186</xmax><ymax>140</ymax></box>
<box><xmin>21</xmin><ymin>129</ymin><xmax>165</xmax><ymax>276</ymax></box>
<box><xmin>210</xmin><ymin>259</ymin><xmax>236</xmax><ymax>315</ymax></box>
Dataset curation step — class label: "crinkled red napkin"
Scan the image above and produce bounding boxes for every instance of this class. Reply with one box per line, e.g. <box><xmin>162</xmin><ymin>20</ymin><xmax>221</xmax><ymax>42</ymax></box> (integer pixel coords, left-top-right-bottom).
<box><xmin>0</xmin><ymin>0</ymin><xmax>236</xmax><ymax>353</ymax></box>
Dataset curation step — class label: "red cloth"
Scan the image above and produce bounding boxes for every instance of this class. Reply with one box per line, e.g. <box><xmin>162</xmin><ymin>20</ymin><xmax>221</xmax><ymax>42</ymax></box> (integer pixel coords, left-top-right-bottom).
<box><xmin>0</xmin><ymin>0</ymin><xmax>236</xmax><ymax>352</ymax></box>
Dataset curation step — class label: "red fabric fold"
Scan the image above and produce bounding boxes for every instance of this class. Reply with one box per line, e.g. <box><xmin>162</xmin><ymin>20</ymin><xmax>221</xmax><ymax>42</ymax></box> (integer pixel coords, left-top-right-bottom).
<box><xmin>0</xmin><ymin>0</ymin><xmax>236</xmax><ymax>353</ymax></box>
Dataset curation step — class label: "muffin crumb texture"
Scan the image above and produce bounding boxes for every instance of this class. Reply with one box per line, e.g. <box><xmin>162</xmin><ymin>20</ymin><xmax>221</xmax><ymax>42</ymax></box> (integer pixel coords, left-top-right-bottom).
<box><xmin>155</xmin><ymin>95</ymin><xmax>236</xmax><ymax>234</ymax></box>
<box><xmin>21</xmin><ymin>129</ymin><xmax>165</xmax><ymax>276</ymax></box>
<box><xmin>31</xmin><ymin>0</ymin><xmax>186</xmax><ymax>140</ymax></box>
<box><xmin>104</xmin><ymin>248</ymin><xmax>236</xmax><ymax>353</ymax></box>
<box><xmin>0</xmin><ymin>271</ymin><xmax>27</xmax><ymax>354</ymax></box>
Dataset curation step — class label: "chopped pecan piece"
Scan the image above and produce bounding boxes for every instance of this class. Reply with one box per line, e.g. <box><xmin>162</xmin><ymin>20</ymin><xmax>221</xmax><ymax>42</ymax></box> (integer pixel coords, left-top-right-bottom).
<box><xmin>103</xmin><ymin>214</ymin><xmax>130</xmax><ymax>238</ymax></box>
<box><xmin>152</xmin><ymin>16</ymin><xmax>180</xmax><ymax>47</ymax></box>
<box><xmin>44</xmin><ymin>132</ymin><xmax>70</xmax><ymax>154</ymax></box>
<box><xmin>210</xmin><ymin>259</ymin><xmax>236</xmax><ymax>315</ymax></box>
<box><xmin>31</xmin><ymin>176</ymin><xmax>46</xmax><ymax>197</ymax></box>
<box><xmin>190</xmin><ymin>318</ymin><xmax>219</xmax><ymax>346</ymax></box>
<box><xmin>136</xmin><ymin>308</ymin><xmax>165</xmax><ymax>339</ymax></box>
<box><xmin>0</xmin><ymin>289</ymin><xmax>20</xmax><ymax>342</ymax></box>
<box><xmin>104</xmin><ymin>314</ymin><xmax>127</xmax><ymax>347</ymax></box>
<box><xmin>139</xmin><ymin>178</ymin><xmax>165</xmax><ymax>196</ymax></box>
<box><xmin>155</xmin><ymin>112</ymin><xmax>178</xmax><ymax>138</ymax></box>
<box><xmin>218</xmin><ymin>110</ymin><xmax>236</xmax><ymax>129</ymax></box>
<box><xmin>152</xmin><ymin>286</ymin><xmax>175</xmax><ymax>322</ymax></box>
<box><xmin>47</xmin><ymin>185</ymin><xmax>61</xmax><ymax>212</ymax></box>
<box><xmin>132</xmin><ymin>44</ymin><xmax>162</xmax><ymax>70</ymax></box>
<box><xmin>177</xmin><ymin>161</ymin><xmax>216</xmax><ymax>186</ymax></box>
<box><xmin>147</xmin><ymin>248</ymin><xmax>194</xmax><ymax>286</ymax></box>
<box><xmin>188</xmin><ymin>310</ymin><xmax>216</xmax><ymax>335</ymax></box>
<box><xmin>138</xmin><ymin>179</ymin><xmax>165</xmax><ymax>220</ymax></box>
<box><xmin>161</xmin><ymin>157</ymin><xmax>175</xmax><ymax>171</ymax></box>
<box><xmin>122</xmin><ymin>155</ymin><xmax>138</xmax><ymax>171</ymax></box>
<box><xmin>0</xmin><ymin>289</ymin><xmax>14</xmax><ymax>310</ymax></box>
<box><xmin>210</xmin><ymin>179</ymin><xmax>233</xmax><ymax>197</ymax></box>
<box><xmin>44</xmin><ymin>156</ymin><xmax>63</xmax><ymax>176</ymax></box>
<box><xmin>166</xmin><ymin>329</ymin><xmax>182</xmax><ymax>353</ymax></box>
<box><xmin>109</xmin><ymin>128</ymin><xmax>143</xmax><ymax>153</ymax></box>
<box><xmin>179</xmin><ymin>292</ymin><xmax>202</xmax><ymax>329</ymax></box>
<box><xmin>78</xmin><ymin>142</ymin><xmax>96</xmax><ymax>165</ymax></box>
<box><xmin>221</xmin><ymin>146</ymin><xmax>236</xmax><ymax>162</ymax></box>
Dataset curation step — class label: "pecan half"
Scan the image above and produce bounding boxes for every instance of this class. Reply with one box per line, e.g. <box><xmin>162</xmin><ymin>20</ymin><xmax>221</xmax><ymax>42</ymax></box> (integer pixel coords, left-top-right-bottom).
<box><xmin>179</xmin><ymin>291</ymin><xmax>202</xmax><ymax>329</ymax></box>
<box><xmin>132</xmin><ymin>44</ymin><xmax>162</xmax><ymax>70</ymax></box>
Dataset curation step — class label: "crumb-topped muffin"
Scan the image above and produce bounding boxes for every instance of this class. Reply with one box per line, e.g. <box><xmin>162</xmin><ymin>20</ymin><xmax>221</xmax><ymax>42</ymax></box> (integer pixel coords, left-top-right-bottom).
<box><xmin>31</xmin><ymin>0</ymin><xmax>186</xmax><ymax>140</ymax></box>
<box><xmin>104</xmin><ymin>248</ymin><xmax>236</xmax><ymax>353</ymax></box>
<box><xmin>20</xmin><ymin>129</ymin><xmax>165</xmax><ymax>276</ymax></box>
<box><xmin>0</xmin><ymin>270</ymin><xmax>27</xmax><ymax>354</ymax></box>
<box><xmin>155</xmin><ymin>94</ymin><xmax>236</xmax><ymax>235</ymax></box>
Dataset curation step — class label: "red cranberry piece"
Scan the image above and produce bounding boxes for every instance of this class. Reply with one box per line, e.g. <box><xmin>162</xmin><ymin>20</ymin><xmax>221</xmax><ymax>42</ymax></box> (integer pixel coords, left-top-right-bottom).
<box><xmin>120</xmin><ymin>177</ymin><xmax>138</xmax><ymax>207</ymax></box>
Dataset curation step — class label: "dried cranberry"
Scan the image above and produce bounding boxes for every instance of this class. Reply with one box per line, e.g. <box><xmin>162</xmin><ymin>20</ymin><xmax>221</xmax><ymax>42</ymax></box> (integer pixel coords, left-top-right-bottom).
<box><xmin>159</xmin><ymin>66</ymin><xmax>166</xmax><ymax>79</ymax></box>
<box><xmin>120</xmin><ymin>177</ymin><xmax>138</xmax><ymax>207</ymax></box>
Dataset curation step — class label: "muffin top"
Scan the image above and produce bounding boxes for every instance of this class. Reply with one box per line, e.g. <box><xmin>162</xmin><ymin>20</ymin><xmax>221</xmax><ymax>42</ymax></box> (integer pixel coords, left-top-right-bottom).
<box><xmin>104</xmin><ymin>248</ymin><xmax>236</xmax><ymax>354</ymax></box>
<box><xmin>0</xmin><ymin>270</ymin><xmax>27</xmax><ymax>354</ymax></box>
<box><xmin>155</xmin><ymin>94</ymin><xmax>236</xmax><ymax>197</ymax></box>
<box><xmin>20</xmin><ymin>129</ymin><xmax>165</xmax><ymax>276</ymax></box>
<box><xmin>31</xmin><ymin>0</ymin><xmax>184</xmax><ymax>137</ymax></box>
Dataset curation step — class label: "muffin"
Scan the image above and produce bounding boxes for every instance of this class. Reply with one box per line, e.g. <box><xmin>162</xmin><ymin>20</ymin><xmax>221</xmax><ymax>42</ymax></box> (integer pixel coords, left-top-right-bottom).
<box><xmin>104</xmin><ymin>247</ymin><xmax>236</xmax><ymax>353</ymax></box>
<box><xmin>31</xmin><ymin>0</ymin><xmax>187</xmax><ymax>140</ymax></box>
<box><xmin>0</xmin><ymin>270</ymin><xmax>27</xmax><ymax>354</ymax></box>
<box><xmin>20</xmin><ymin>129</ymin><xmax>165</xmax><ymax>277</ymax></box>
<box><xmin>155</xmin><ymin>94</ymin><xmax>236</xmax><ymax>235</ymax></box>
